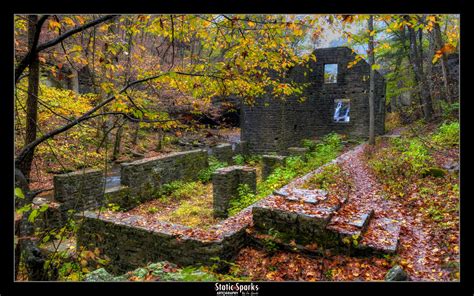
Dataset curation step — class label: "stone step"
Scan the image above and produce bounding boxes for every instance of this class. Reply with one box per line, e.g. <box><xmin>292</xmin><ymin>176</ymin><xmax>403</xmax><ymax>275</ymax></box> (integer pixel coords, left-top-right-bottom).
<box><xmin>251</xmin><ymin>194</ymin><xmax>344</xmax><ymax>247</ymax></box>
<box><xmin>326</xmin><ymin>204</ymin><xmax>374</xmax><ymax>238</ymax></box>
<box><xmin>282</xmin><ymin>188</ymin><xmax>328</xmax><ymax>204</ymax></box>
<box><xmin>357</xmin><ymin>217</ymin><xmax>401</xmax><ymax>254</ymax></box>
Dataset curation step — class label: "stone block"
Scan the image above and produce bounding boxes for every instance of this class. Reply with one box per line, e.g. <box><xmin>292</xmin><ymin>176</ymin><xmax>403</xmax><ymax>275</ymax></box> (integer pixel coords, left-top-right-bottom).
<box><xmin>212</xmin><ymin>165</ymin><xmax>257</xmax><ymax>218</ymax></box>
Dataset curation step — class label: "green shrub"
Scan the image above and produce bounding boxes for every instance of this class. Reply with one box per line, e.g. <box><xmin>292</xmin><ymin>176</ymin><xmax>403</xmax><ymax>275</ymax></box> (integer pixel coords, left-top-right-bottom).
<box><xmin>159</xmin><ymin>180</ymin><xmax>185</xmax><ymax>196</ymax></box>
<box><xmin>302</xmin><ymin>139</ymin><xmax>318</xmax><ymax>151</ymax></box>
<box><xmin>244</xmin><ymin>154</ymin><xmax>262</xmax><ymax>166</ymax></box>
<box><xmin>170</xmin><ymin>182</ymin><xmax>206</xmax><ymax>200</ymax></box>
<box><xmin>228</xmin><ymin>183</ymin><xmax>257</xmax><ymax>216</ymax></box>
<box><xmin>198</xmin><ymin>156</ymin><xmax>227</xmax><ymax>182</ymax></box>
<box><xmin>432</xmin><ymin>121</ymin><xmax>460</xmax><ymax>147</ymax></box>
<box><xmin>233</xmin><ymin>154</ymin><xmax>245</xmax><ymax>165</ymax></box>
<box><xmin>303</xmin><ymin>164</ymin><xmax>341</xmax><ymax>191</ymax></box>
<box><xmin>439</xmin><ymin>101</ymin><xmax>459</xmax><ymax>121</ymax></box>
<box><xmin>370</xmin><ymin>138</ymin><xmax>432</xmax><ymax>181</ymax></box>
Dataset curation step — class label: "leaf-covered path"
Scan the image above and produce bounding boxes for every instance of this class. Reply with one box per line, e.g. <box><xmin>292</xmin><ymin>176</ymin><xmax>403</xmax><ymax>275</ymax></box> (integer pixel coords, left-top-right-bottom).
<box><xmin>337</xmin><ymin>143</ymin><xmax>451</xmax><ymax>281</ymax></box>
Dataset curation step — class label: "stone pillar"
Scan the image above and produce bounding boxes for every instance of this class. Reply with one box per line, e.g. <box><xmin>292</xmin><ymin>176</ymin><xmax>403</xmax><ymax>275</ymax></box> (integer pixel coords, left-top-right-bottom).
<box><xmin>262</xmin><ymin>155</ymin><xmax>286</xmax><ymax>180</ymax></box>
<box><xmin>54</xmin><ymin>168</ymin><xmax>105</xmax><ymax>213</ymax></box>
<box><xmin>212</xmin><ymin>165</ymin><xmax>257</xmax><ymax>218</ymax></box>
<box><xmin>210</xmin><ymin>143</ymin><xmax>234</xmax><ymax>164</ymax></box>
<box><xmin>287</xmin><ymin>147</ymin><xmax>309</xmax><ymax>160</ymax></box>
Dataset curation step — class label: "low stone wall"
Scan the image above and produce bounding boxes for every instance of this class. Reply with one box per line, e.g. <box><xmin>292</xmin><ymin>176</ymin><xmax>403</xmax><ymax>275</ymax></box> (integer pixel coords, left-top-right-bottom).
<box><xmin>252</xmin><ymin>205</ymin><xmax>339</xmax><ymax>247</ymax></box>
<box><xmin>210</xmin><ymin>143</ymin><xmax>234</xmax><ymax>164</ymax></box>
<box><xmin>76</xmin><ymin>211</ymin><xmax>248</xmax><ymax>274</ymax></box>
<box><xmin>120</xmin><ymin>149</ymin><xmax>208</xmax><ymax>193</ymax></box>
<box><xmin>261</xmin><ymin>155</ymin><xmax>286</xmax><ymax>179</ymax></box>
<box><xmin>212</xmin><ymin>165</ymin><xmax>257</xmax><ymax>218</ymax></box>
<box><xmin>54</xmin><ymin>168</ymin><xmax>105</xmax><ymax>212</ymax></box>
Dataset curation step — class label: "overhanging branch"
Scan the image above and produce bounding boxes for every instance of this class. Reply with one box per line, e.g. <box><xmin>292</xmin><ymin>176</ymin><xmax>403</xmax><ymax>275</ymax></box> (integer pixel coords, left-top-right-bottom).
<box><xmin>15</xmin><ymin>15</ymin><xmax>118</xmax><ymax>83</ymax></box>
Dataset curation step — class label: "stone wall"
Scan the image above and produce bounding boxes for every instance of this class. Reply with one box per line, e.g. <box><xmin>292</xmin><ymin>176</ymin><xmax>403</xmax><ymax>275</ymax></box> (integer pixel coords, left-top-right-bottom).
<box><xmin>210</xmin><ymin>143</ymin><xmax>234</xmax><ymax>164</ymax></box>
<box><xmin>120</xmin><ymin>149</ymin><xmax>208</xmax><ymax>190</ymax></box>
<box><xmin>76</xmin><ymin>211</ymin><xmax>248</xmax><ymax>274</ymax></box>
<box><xmin>241</xmin><ymin>47</ymin><xmax>386</xmax><ymax>154</ymax></box>
<box><xmin>213</xmin><ymin>165</ymin><xmax>257</xmax><ymax>218</ymax></box>
<box><xmin>252</xmin><ymin>205</ymin><xmax>340</xmax><ymax>247</ymax></box>
<box><xmin>53</xmin><ymin>168</ymin><xmax>105</xmax><ymax>212</ymax></box>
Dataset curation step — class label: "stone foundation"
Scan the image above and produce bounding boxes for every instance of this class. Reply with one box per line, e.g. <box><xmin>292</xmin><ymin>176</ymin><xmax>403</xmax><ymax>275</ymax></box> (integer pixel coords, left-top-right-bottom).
<box><xmin>76</xmin><ymin>211</ymin><xmax>248</xmax><ymax>274</ymax></box>
<box><xmin>252</xmin><ymin>203</ymin><xmax>340</xmax><ymax>247</ymax></box>
<box><xmin>116</xmin><ymin>149</ymin><xmax>208</xmax><ymax>208</ymax></box>
<box><xmin>121</xmin><ymin>149</ymin><xmax>208</xmax><ymax>189</ymax></box>
<box><xmin>212</xmin><ymin>165</ymin><xmax>257</xmax><ymax>218</ymax></box>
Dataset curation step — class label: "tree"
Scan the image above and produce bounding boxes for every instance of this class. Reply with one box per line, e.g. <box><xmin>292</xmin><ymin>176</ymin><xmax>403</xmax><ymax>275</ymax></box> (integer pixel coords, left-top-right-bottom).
<box><xmin>19</xmin><ymin>15</ymin><xmax>41</xmax><ymax>180</ymax></box>
<box><xmin>15</xmin><ymin>15</ymin><xmax>118</xmax><ymax>178</ymax></box>
<box><xmin>429</xmin><ymin>15</ymin><xmax>453</xmax><ymax>104</ymax></box>
<box><xmin>404</xmin><ymin>15</ymin><xmax>434</xmax><ymax>121</ymax></box>
<box><xmin>15</xmin><ymin>15</ymin><xmax>317</xmax><ymax>176</ymax></box>
<box><xmin>367</xmin><ymin>15</ymin><xmax>376</xmax><ymax>145</ymax></box>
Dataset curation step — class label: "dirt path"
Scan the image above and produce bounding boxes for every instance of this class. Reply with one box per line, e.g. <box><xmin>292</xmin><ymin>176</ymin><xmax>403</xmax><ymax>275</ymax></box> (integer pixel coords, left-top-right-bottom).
<box><xmin>338</xmin><ymin>144</ymin><xmax>447</xmax><ymax>281</ymax></box>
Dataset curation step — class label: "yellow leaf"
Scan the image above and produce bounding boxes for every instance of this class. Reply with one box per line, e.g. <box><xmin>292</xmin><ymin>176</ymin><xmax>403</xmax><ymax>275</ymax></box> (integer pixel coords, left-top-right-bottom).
<box><xmin>63</xmin><ymin>17</ymin><xmax>76</xmax><ymax>27</ymax></box>
<box><xmin>248</xmin><ymin>21</ymin><xmax>256</xmax><ymax>27</ymax></box>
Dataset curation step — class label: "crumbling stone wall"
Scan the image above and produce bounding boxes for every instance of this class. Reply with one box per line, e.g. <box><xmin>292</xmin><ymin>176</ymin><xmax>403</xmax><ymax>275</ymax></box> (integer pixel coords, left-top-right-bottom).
<box><xmin>213</xmin><ymin>165</ymin><xmax>257</xmax><ymax>218</ymax></box>
<box><xmin>120</xmin><ymin>149</ymin><xmax>208</xmax><ymax>189</ymax></box>
<box><xmin>252</xmin><ymin>206</ymin><xmax>340</xmax><ymax>247</ymax></box>
<box><xmin>53</xmin><ymin>168</ymin><xmax>105</xmax><ymax>213</ymax></box>
<box><xmin>241</xmin><ymin>47</ymin><xmax>386</xmax><ymax>154</ymax></box>
<box><xmin>76</xmin><ymin>211</ymin><xmax>247</xmax><ymax>274</ymax></box>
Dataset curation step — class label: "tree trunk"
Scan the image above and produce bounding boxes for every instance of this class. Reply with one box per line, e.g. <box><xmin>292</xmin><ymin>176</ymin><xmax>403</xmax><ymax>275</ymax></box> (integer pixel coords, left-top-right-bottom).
<box><xmin>433</xmin><ymin>18</ymin><xmax>453</xmax><ymax>103</ymax></box>
<box><xmin>368</xmin><ymin>15</ymin><xmax>376</xmax><ymax>145</ymax></box>
<box><xmin>426</xmin><ymin>28</ymin><xmax>438</xmax><ymax>114</ymax></box>
<box><xmin>112</xmin><ymin>124</ymin><xmax>123</xmax><ymax>161</ymax></box>
<box><xmin>19</xmin><ymin>15</ymin><xmax>41</xmax><ymax>180</ymax></box>
<box><xmin>70</xmin><ymin>68</ymin><xmax>80</xmax><ymax>93</ymax></box>
<box><xmin>156</xmin><ymin>128</ymin><xmax>164</xmax><ymax>151</ymax></box>
<box><xmin>405</xmin><ymin>16</ymin><xmax>434</xmax><ymax>121</ymax></box>
<box><xmin>132</xmin><ymin>122</ymin><xmax>140</xmax><ymax>146</ymax></box>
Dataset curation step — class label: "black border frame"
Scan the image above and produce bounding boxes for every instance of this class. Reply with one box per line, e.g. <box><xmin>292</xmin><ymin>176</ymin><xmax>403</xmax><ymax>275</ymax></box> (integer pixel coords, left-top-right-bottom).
<box><xmin>1</xmin><ymin>1</ymin><xmax>471</xmax><ymax>295</ymax></box>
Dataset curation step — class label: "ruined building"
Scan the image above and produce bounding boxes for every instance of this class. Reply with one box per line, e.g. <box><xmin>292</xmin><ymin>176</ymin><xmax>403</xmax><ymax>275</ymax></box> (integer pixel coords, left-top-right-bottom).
<box><xmin>241</xmin><ymin>47</ymin><xmax>387</xmax><ymax>154</ymax></box>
